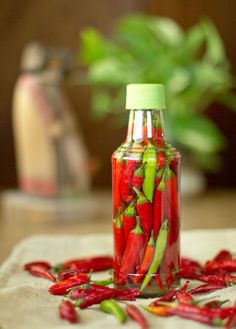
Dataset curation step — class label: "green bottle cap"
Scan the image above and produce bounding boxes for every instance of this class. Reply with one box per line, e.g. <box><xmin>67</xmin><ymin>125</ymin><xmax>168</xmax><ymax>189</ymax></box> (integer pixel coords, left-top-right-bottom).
<box><xmin>125</xmin><ymin>84</ymin><xmax>166</xmax><ymax>110</ymax></box>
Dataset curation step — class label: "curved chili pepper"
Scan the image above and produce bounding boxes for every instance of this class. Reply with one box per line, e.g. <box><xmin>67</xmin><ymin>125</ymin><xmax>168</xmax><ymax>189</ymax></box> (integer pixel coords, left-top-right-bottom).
<box><xmin>181</xmin><ymin>257</ymin><xmax>202</xmax><ymax>269</ymax></box>
<box><xmin>123</xmin><ymin>201</ymin><xmax>137</xmax><ymax>244</ymax></box>
<box><xmin>212</xmin><ymin>249</ymin><xmax>233</xmax><ymax>263</ymax></box>
<box><xmin>134</xmin><ymin>230</ymin><xmax>155</xmax><ymax>284</ymax></box>
<box><xmin>61</xmin><ymin>256</ymin><xmax>113</xmax><ymax>272</ymax></box>
<box><xmin>100</xmin><ymin>299</ymin><xmax>126</xmax><ymax>324</ymax></box>
<box><xmin>48</xmin><ymin>273</ymin><xmax>89</xmax><ymax>295</ymax></box>
<box><xmin>133</xmin><ymin>187</ymin><xmax>153</xmax><ymax>237</ymax></box>
<box><xmin>57</xmin><ymin>269</ymin><xmax>78</xmax><ymax>281</ymax></box>
<box><xmin>203</xmin><ymin>300</ymin><xmax>229</xmax><ymax>309</ymax></box>
<box><xmin>132</xmin><ymin>162</ymin><xmax>146</xmax><ymax>190</ymax></box>
<box><xmin>28</xmin><ymin>265</ymin><xmax>56</xmax><ymax>282</ymax></box>
<box><xmin>142</xmin><ymin>141</ymin><xmax>157</xmax><ymax>202</ymax></box>
<box><xmin>166</xmin><ymin>302</ymin><xmax>232</xmax><ymax>321</ymax></box>
<box><xmin>70</xmin><ymin>284</ymin><xmax>139</xmax><ymax>301</ymax></box>
<box><xmin>225</xmin><ymin>304</ymin><xmax>236</xmax><ymax>329</ymax></box>
<box><xmin>119</xmin><ymin>217</ymin><xmax>145</xmax><ymax>284</ymax></box>
<box><xmin>59</xmin><ymin>300</ymin><xmax>79</xmax><ymax>324</ymax></box>
<box><xmin>204</xmin><ymin>259</ymin><xmax>236</xmax><ymax>274</ymax></box>
<box><xmin>141</xmin><ymin>219</ymin><xmax>168</xmax><ymax>291</ymax></box>
<box><xmin>120</xmin><ymin>159</ymin><xmax>137</xmax><ymax>203</ymax></box>
<box><xmin>76</xmin><ymin>290</ymin><xmax>115</xmax><ymax>309</ymax></box>
<box><xmin>24</xmin><ymin>261</ymin><xmax>51</xmax><ymax>271</ymax></box>
<box><xmin>188</xmin><ymin>282</ymin><xmax>226</xmax><ymax>295</ymax></box>
<box><xmin>175</xmin><ymin>288</ymin><xmax>193</xmax><ymax>304</ymax></box>
<box><xmin>197</xmin><ymin>273</ymin><xmax>236</xmax><ymax>284</ymax></box>
<box><xmin>204</xmin><ymin>249</ymin><xmax>234</xmax><ymax>274</ymax></box>
<box><xmin>167</xmin><ymin>305</ymin><xmax>225</xmax><ymax>326</ymax></box>
<box><xmin>149</xmin><ymin>288</ymin><xmax>175</xmax><ymax>306</ymax></box>
<box><xmin>113</xmin><ymin>212</ymin><xmax>124</xmax><ymax>269</ymax></box>
<box><xmin>126</xmin><ymin>304</ymin><xmax>148</xmax><ymax>329</ymax></box>
<box><xmin>142</xmin><ymin>305</ymin><xmax>172</xmax><ymax>317</ymax></box>
<box><xmin>179</xmin><ymin>266</ymin><xmax>203</xmax><ymax>280</ymax></box>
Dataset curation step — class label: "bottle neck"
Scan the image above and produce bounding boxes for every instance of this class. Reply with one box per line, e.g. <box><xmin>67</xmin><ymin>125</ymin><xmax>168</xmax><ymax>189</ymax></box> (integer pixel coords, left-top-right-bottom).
<box><xmin>126</xmin><ymin>109</ymin><xmax>165</xmax><ymax>146</ymax></box>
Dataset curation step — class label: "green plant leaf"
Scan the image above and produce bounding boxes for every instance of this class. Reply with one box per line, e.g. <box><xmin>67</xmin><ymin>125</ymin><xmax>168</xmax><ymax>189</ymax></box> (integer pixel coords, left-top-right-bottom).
<box><xmin>80</xmin><ymin>28</ymin><xmax>107</xmax><ymax>64</ymax></box>
<box><xmin>183</xmin><ymin>23</ymin><xmax>205</xmax><ymax>59</ymax></box>
<box><xmin>201</xmin><ymin>19</ymin><xmax>226</xmax><ymax>65</ymax></box>
<box><xmin>87</xmin><ymin>58</ymin><xmax>129</xmax><ymax>86</ymax></box>
<box><xmin>149</xmin><ymin>16</ymin><xmax>184</xmax><ymax>46</ymax></box>
<box><xmin>169</xmin><ymin>115</ymin><xmax>226</xmax><ymax>154</ymax></box>
<box><xmin>91</xmin><ymin>90</ymin><xmax>112</xmax><ymax>119</ymax></box>
<box><xmin>80</xmin><ymin>28</ymin><xmax>120</xmax><ymax>65</ymax></box>
<box><xmin>116</xmin><ymin>14</ymin><xmax>160</xmax><ymax>62</ymax></box>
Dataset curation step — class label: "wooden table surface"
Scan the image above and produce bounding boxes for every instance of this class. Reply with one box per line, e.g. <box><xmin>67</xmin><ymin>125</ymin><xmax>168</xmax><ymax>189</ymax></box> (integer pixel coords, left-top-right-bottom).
<box><xmin>0</xmin><ymin>189</ymin><xmax>236</xmax><ymax>264</ymax></box>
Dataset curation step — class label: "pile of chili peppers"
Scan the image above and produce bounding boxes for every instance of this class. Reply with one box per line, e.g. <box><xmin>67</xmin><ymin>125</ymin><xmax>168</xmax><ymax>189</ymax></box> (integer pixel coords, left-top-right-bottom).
<box><xmin>112</xmin><ymin>126</ymin><xmax>181</xmax><ymax>295</ymax></box>
<box><xmin>23</xmin><ymin>248</ymin><xmax>236</xmax><ymax>328</ymax></box>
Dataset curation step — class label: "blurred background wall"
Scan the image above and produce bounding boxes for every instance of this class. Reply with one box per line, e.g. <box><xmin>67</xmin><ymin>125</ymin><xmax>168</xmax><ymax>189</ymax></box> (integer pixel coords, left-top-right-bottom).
<box><xmin>0</xmin><ymin>0</ymin><xmax>235</xmax><ymax>189</ymax></box>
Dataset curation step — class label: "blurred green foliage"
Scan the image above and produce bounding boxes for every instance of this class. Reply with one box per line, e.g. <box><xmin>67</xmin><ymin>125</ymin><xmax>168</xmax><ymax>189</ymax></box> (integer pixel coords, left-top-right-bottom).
<box><xmin>77</xmin><ymin>14</ymin><xmax>236</xmax><ymax>171</ymax></box>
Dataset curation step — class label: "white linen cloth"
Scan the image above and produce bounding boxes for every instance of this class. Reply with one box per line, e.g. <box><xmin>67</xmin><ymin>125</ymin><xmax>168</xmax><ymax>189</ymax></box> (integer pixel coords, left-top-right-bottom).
<box><xmin>0</xmin><ymin>230</ymin><xmax>236</xmax><ymax>329</ymax></box>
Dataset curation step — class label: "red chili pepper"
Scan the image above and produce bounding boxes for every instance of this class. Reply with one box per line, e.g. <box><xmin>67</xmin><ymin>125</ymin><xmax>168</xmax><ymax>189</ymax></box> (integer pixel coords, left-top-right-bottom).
<box><xmin>61</xmin><ymin>256</ymin><xmax>113</xmax><ymax>272</ymax></box>
<box><xmin>27</xmin><ymin>265</ymin><xmax>56</xmax><ymax>282</ymax></box>
<box><xmin>155</xmin><ymin>274</ymin><xmax>164</xmax><ymax>291</ymax></box>
<box><xmin>122</xmin><ymin>201</ymin><xmax>137</xmax><ymax>244</ymax></box>
<box><xmin>203</xmin><ymin>250</ymin><xmax>234</xmax><ymax>274</ymax></box>
<box><xmin>126</xmin><ymin>304</ymin><xmax>148</xmax><ymax>329</ymax></box>
<box><xmin>167</xmin><ymin>304</ymin><xmax>226</xmax><ymax>326</ymax></box>
<box><xmin>120</xmin><ymin>159</ymin><xmax>137</xmax><ymax>203</ymax></box>
<box><xmin>59</xmin><ymin>300</ymin><xmax>79</xmax><ymax>324</ymax></box>
<box><xmin>179</xmin><ymin>266</ymin><xmax>203</xmax><ymax>280</ymax></box>
<box><xmin>175</xmin><ymin>288</ymin><xmax>193</xmax><ymax>304</ymax></box>
<box><xmin>134</xmin><ymin>230</ymin><xmax>155</xmax><ymax>284</ymax></box>
<box><xmin>165</xmin><ymin>265</ymin><xmax>175</xmax><ymax>289</ymax></box>
<box><xmin>164</xmin><ymin>174</ymin><xmax>179</xmax><ymax>245</ymax></box>
<box><xmin>157</xmin><ymin>151</ymin><xmax>165</xmax><ymax>168</ymax></box>
<box><xmin>203</xmin><ymin>300</ymin><xmax>229</xmax><ymax>309</ymax></box>
<box><xmin>197</xmin><ymin>273</ymin><xmax>236</xmax><ymax>284</ymax></box>
<box><xmin>76</xmin><ymin>290</ymin><xmax>115</xmax><ymax>309</ymax></box>
<box><xmin>181</xmin><ymin>257</ymin><xmax>202</xmax><ymax>269</ymax></box>
<box><xmin>153</xmin><ymin>187</ymin><xmax>162</xmax><ymax>239</ymax></box>
<box><xmin>212</xmin><ymin>249</ymin><xmax>233</xmax><ymax>263</ymax></box>
<box><xmin>113</xmin><ymin>212</ymin><xmax>125</xmax><ymax>269</ymax></box>
<box><xmin>118</xmin><ymin>217</ymin><xmax>145</xmax><ymax>284</ymax></box>
<box><xmin>58</xmin><ymin>269</ymin><xmax>78</xmax><ymax>281</ymax></box>
<box><xmin>113</xmin><ymin>158</ymin><xmax>125</xmax><ymax>211</ymax></box>
<box><xmin>133</xmin><ymin>187</ymin><xmax>153</xmax><ymax>237</ymax></box>
<box><xmin>70</xmin><ymin>284</ymin><xmax>139</xmax><ymax>301</ymax></box>
<box><xmin>204</xmin><ymin>259</ymin><xmax>236</xmax><ymax>274</ymax></box>
<box><xmin>48</xmin><ymin>273</ymin><xmax>89</xmax><ymax>295</ymax></box>
<box><xmin>225</xmin><ymin>304</ymin><xmax>236</xmax><ymax>329</ymax></box>
<box><xmin>188</xmin><ymin>282</ymin><xmax>226</xmax><ymax>295</ymax></box>
<box><xmin>149</xmin><ymin>288</ymin><xmax>175</xmax><ymax>306</ymax></box>
<box><xmin>132</xmin><ymin>162</ymin><xmax>146</xmax><ymax>190</ymax></box>
<box><xmin>24</xmin><ymin>261</ymin><xmax>51</xmax><ymax>271</ymax></box>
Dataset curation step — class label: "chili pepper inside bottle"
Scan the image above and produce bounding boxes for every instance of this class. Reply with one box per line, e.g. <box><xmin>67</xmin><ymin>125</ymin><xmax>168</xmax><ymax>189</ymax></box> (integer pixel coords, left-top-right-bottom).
<box><xmin>112</xmin><ymin>84</ymin><xmax>181</xmax><ymax>297</ymax></box>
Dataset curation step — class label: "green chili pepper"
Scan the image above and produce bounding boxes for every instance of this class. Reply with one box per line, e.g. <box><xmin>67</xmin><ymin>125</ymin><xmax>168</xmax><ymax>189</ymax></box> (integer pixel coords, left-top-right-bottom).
<box><xmin>140</xmin><ymin>219</ymin><xmax>168</xmax><ymax>291</ymax></box>
<box><xmin>157</xmin><ymin>165</ymin><xmax>174</xmax><ymax>191</ymax></box>
<box><xmin>142</xmin><ymin>141</ymin><xmax>157</xmax><ymax>202</ymax></box>
<box><xmin>100</xmin><ymin>299</ymin><xmax>126</xmax><ymax>323</ymax></box>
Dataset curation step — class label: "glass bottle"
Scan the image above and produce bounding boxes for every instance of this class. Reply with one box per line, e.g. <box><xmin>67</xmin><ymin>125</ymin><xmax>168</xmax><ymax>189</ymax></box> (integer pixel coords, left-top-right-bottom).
<box><xmin>112</xmin><ymin>84</ymin><xmax>181</xmax><ymax>297</ymax></box>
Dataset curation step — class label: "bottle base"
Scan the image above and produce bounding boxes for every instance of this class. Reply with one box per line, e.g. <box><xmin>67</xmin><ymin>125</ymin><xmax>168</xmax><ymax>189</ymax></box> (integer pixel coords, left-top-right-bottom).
<box><xmin>114</xmin><ymin>276</ymin><xmax>180</xmax><ymax>298</ymax></box>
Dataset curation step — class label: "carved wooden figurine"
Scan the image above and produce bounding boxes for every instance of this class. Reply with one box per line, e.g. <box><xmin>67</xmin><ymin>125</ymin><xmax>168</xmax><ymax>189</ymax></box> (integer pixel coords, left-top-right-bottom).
<box><xmin>13</xmin><ymin>42</ymin><xmax>91</xmax><ymax>197</ymax></box>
